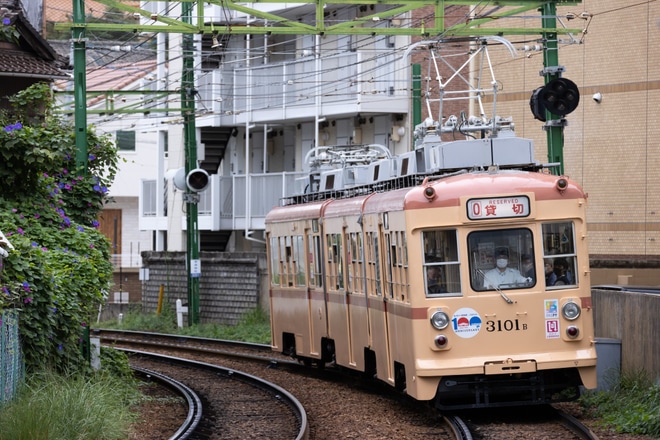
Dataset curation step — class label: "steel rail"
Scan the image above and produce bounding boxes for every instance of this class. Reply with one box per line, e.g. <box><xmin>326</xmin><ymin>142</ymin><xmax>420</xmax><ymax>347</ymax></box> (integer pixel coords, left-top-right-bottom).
<box><xmin>555</xmin><ymin>408</ymin><xmax>600</xmax><ymax>440</ymax></box>
<box><xmin>132</xmin><ymin>366</ymin><xmax>203</xmax><ymax>440</ymax></box>
<box><xmin>442</xmin><ymin>414</ymin><xmax>473</xmax><ymax>440</ymax></box>
<box><xmin>123</xmin><ymin>349</ymin><xmax>309</xmax><ymax>440</ymax></box>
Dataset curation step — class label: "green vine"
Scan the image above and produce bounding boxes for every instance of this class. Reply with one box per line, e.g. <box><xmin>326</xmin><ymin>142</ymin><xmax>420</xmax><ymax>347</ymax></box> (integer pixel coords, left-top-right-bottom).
<box><xmin>0</xmin><ymin>83</ymin><xmax>118</xmax><ymax>373</ymax></box>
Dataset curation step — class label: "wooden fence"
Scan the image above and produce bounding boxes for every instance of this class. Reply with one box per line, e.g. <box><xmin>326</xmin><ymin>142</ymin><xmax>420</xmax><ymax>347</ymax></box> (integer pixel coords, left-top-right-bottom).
<box><xmin>592</xmin><ymin>288</ymin><xmax>660</xmax><ymax>383</ymax></box>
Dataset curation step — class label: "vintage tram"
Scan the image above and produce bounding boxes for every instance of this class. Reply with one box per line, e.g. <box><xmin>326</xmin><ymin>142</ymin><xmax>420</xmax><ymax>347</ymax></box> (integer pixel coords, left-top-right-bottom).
<box><xmin>265</xmin><ymin>120</ymin><xmax>597</xmax><ymax>409</ymax></box>
<box><xmin>266</xmin><ymin>37</ymin><xmax>596</xmax><ymax>409</ymax></box>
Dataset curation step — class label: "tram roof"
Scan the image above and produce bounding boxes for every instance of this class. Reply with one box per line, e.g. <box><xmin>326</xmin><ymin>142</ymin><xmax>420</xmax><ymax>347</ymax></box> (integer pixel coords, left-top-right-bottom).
<box><xmin>265</xmin><ymin>199</ymin><xmax>329</xmax><ymax>224</ymax></box>
<box><xmin>401</xmin><ymin>170</ymin><xmax>587</xmax><ymax>210</ymax></box>
<box><xmin>267</xmin><ymin>170</ymin><xmax>587</xmax><ymax>224</ymax></box>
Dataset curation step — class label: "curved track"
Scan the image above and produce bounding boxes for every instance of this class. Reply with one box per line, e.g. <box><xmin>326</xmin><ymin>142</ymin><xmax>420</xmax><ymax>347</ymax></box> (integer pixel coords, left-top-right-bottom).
<box><xmin>132</xmin><ymin>365</ymin><xmax>203</xmax><ymax>440</ymax></box>
<box><xmin>443</xmin><ymin>414</ymin><xmax>473</xmax><ymax>440</ymax></box>
<box><xmin>555</xmin><ymin>408</ymin><xmax>600</xmax><ymax>440</ymax></box>
<box><xmin>100</xmin><ymin>329</ymin><xmax>602</xmax><ymax>440</ymax></box>
<box><xmin>125</xmin><ymin>349</ymin><xmax>309</xmax><ymax>440</ymax></box>
<box><xmin>457</xmin><ymin>405</ymin><xmax>600</xmax><ymax>440</ymax></box>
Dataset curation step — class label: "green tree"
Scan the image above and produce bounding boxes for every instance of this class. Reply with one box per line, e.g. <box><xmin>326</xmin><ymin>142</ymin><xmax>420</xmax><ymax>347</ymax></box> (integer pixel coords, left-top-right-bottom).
<box><xmin>0</xmin><ymin>83</ymin><xmax>118</xmax><ymax>372</ymax></box>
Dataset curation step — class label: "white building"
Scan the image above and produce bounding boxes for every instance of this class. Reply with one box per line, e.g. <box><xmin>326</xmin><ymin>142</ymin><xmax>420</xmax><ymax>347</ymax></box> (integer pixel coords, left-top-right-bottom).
<box><xmin>130</xmin><ymin>3</ymin><xmax>415</xmax><ymax>254</ymax></box>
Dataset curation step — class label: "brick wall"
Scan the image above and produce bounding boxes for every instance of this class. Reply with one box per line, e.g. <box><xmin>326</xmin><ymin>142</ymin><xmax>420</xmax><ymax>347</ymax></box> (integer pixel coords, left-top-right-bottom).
<box><xmin>110</xmin><ymin>269</ymin><xmax>141</xmax><ymax>303</ymax></box>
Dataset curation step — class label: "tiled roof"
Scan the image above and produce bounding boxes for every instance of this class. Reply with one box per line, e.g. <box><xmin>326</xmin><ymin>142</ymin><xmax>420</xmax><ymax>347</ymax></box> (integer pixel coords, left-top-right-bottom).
<box><xmin>53</xmin><ymin>59</ymin><xmax>157</xmax><ymax>91</ymax></box>
<box><xmin>0</xmin><ymin>45</ymin><xmax>69</xmax><ymax>78</ymax></box>
<box><xmin>86</xmin><ymin>60</ymin><xmax>157</xmax><ymax>90</ymax></box>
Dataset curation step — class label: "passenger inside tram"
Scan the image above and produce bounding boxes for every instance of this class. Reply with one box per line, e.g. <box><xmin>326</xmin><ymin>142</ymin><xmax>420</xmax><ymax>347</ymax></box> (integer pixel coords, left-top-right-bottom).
<box><xmin>481</xmin><ymin>247</ymin><xmax>532</xmax><ymax>289</ymax></box>
<box><xmin>426</xmin><ymin>266</ymin><xmax>447</xmax><ymax>294</ymax></box>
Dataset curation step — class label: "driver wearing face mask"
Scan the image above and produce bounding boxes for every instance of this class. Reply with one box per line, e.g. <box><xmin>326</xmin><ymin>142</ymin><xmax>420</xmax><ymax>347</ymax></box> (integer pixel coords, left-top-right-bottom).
<box><xmin>482</xmin><ymin>248</ymin><xmax>531</xmax><ymax>289</ymax></box>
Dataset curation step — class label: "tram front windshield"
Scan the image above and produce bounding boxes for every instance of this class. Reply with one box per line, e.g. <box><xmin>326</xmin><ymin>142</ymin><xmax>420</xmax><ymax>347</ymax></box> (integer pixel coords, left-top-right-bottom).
<box><xmin>468</xmin><ymin>228</ymin><xmax>534</xmax><ymax>291</ymax></box>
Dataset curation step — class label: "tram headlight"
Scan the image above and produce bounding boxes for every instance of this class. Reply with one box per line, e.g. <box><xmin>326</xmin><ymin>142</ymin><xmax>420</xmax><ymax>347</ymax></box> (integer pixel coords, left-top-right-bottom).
<box><xmin>562</xmin><ymin>301</ymin><xmax>581</xmax><ymax>321</ymax></box>
<box><xmin>430</xmin><ymin>311</ymin><xmax>450</xmax><ymax>330</ymax></box>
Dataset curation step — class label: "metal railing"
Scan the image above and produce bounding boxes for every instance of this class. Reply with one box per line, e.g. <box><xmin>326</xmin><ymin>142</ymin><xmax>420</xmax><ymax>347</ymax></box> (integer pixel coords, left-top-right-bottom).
<box><xmin>141</xmin><ymin>171</ymin><xmax>306</xmax><ymax>231</ymax></box>
<box><xmin>111</xmin><ymin>253</ymin><xmax>143</xmax><ymax>269</ymax></box>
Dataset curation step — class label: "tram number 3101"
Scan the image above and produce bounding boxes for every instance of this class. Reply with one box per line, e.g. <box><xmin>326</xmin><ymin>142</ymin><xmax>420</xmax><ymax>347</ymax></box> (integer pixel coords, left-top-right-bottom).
<box><xmin>485</xmin><ymin>319</ymin><xmax>527</xmax><ymax>332</ymax></box>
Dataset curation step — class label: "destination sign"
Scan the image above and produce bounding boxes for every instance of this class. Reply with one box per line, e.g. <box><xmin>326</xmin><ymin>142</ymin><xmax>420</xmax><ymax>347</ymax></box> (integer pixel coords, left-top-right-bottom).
<box><xmin>467</xmin><ymin>196</ymin><xmax>530</xmax><ymax>220</ymax></box>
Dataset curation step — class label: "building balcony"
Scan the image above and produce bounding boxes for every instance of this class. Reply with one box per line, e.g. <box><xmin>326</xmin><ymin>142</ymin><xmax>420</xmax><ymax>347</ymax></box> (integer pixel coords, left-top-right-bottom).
<box><xmin>197</xmin><ymin>50</ymin><xmax>410</xmax><ymax>126</ymax></box>
<box><xmin>140</xmin><ymin>171</ymin><xmax>306</xmax><ymax>232</ymax></box>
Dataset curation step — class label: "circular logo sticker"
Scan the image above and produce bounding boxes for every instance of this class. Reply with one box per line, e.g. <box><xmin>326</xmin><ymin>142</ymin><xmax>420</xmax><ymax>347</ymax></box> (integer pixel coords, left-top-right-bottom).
<box><xmin>451</xmin><ymin>307</ymin><xmax>482</xmax><ymax>338</ymax></box>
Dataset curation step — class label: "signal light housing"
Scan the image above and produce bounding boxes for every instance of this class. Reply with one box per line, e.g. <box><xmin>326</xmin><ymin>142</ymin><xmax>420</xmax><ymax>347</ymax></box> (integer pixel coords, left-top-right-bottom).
<box><xmin>530</xmin><ymin>77</ymin><xmax>580</xmax><ymax>122</ymax></box>
<box><xmin>172</xmin><ymin>167</ymin><xmax>210</xmax><ymax>193</ymax></box>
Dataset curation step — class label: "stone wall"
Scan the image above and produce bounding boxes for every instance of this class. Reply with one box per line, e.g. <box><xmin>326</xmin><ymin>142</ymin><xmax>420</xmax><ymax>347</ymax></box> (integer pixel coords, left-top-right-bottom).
<box><xmin>140</xmin><ymin>251</ymin><xmax>268</xmax><ymax>325</ymax></box>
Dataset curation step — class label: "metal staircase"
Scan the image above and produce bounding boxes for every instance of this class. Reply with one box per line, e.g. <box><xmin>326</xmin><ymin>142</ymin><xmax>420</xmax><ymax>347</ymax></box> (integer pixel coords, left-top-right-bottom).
<box><xmin>199</xmin><ymin>126</ymin><xmax>233</xmax><ymax>175</ymax></box>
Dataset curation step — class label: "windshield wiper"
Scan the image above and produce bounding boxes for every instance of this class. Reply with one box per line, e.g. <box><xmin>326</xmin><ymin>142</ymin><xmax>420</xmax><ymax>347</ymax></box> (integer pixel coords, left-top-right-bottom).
<box><xmin>478</xmin><ymin>269</ymin><xmax>514</xmax><ymax>304</ymax></box>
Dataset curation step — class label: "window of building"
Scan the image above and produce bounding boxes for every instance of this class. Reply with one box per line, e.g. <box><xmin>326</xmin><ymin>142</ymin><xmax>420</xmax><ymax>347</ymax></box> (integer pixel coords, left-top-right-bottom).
<box><xmin>116</xmin><ymin>130</ymin><xmax>136</xmax><ymax>151</ymax></box>
<box><xmin>142</xmin><ymin>180</ymin><xmax>157</xmax><ymax>217</ymax></box>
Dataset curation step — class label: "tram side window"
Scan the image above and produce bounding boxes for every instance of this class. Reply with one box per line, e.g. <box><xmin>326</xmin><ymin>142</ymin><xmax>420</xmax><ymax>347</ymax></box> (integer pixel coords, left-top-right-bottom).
<box><xmin>542</xmin><ymin>222</ymin><xmax>577</xmax><ymax>288</ymax></box>
<box><xmin>468</xmin><ymin>228</ymin><xmax>534</xmax><ymax>292</ymax></box>
<box><xmin>347</xmin><ymin>232</ymin><xmax>364</xmax><ymax>294</ymax></box>
<box><xmin>293</xmin><ymin>235</ymin><xmax>305</xmax><ymax>286</ymax></box>
<box><xmin>307</xmin><ymin>233</ymin><xmax>323</xmax><ymax>288</ymax></box>
<box><xmin>365</xmin><ymin>232</ymin><xmax>382</xmax><ymax>296</ymax></box>
<box><xmin>422</xmin><ymin>230</ymin><xmax>461</xmax><ymax>296</ymax></box>
<box><xmin>284</xmin><ymin>236</ymin><xmax>294</xmax><ymax>286</ymax></box>
<box><xmin>326</xmin><ymin>234</ymin><xmax>344</xmax><ymax>290</ymax></box>
<box><xmin>386</xmin><ymin>231</ymin><xmax>409</xmax><ymax>301</ymax></box>
<box><xmin>269</xmin><ymin>236</ymin><xmax>281</xmax><ymax>286</ymax></box>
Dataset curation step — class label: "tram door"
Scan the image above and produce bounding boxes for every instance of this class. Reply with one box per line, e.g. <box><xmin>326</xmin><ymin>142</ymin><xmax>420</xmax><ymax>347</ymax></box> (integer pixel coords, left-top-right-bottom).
<box><xmin>324</xmin><ymin>226</ymin><xmax>352</xmax><ymax>367</ymax></box>
<box><xmin>366</xmin><ymin>222</ymin><xmax>394</xmax><ymax>383</ymax></box>
<box><xmin>344</xmin><ymin>227</ymin><xmax>369</xmax><ymax>369</ymax></box>
<box><xmin>306</xmin><ymin>227</ymin><xmax>326</xmax><ymax>358</ymax></box>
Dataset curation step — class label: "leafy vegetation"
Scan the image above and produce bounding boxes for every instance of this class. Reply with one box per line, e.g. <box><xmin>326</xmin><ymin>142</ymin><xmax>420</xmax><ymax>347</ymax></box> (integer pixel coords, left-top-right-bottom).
<box><xmin>579</xmin><ymin>370</ymin><xmax>660</xmax><ymax>437</ymax></box>
<box><xmin>0</xmin><ymin>83</ymin><xmax>118</xmax><ymax>373</ymax></box>
<box><xmin>98</xmin><ymin>306</ymin><xmax>272</xmax><ymax>344</ymax></box>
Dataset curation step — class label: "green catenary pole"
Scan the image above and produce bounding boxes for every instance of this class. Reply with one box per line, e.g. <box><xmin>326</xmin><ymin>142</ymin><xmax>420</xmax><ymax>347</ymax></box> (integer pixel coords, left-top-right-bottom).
<box><xmin>181</xmin><ymin>2</ymin><xmax>201</xmax><ymax>325</ymax></box>
<box><xmin>541</xmin><ymin>2</ymin><xmax>564</xmax><ymax>176</ymax></box>
<box><xmin>412</xmin><ymin>64</ymin><xmax>422</xmax><ymax>131</ymax></box>
<box><xmin>72</xmin><ymin>0</ymin><xmax>88</xmax><ymax>171</ymax></box>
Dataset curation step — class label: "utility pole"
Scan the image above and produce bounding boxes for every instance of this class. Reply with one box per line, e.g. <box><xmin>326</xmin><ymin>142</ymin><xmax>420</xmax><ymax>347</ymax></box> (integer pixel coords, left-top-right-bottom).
<box><xmin>181</xmin><ymin>1</ymin><xmax>201</xmax><ymax>325</ymax></box>
<box><xmin>541</xmin><ymin>2</ymin><xmax>564</xmax><ymax>175</ymax></box>
<box><xmin>72</xmin><ymin>0</ymin><xmax>87</xmax><ymax>171</ymax></box>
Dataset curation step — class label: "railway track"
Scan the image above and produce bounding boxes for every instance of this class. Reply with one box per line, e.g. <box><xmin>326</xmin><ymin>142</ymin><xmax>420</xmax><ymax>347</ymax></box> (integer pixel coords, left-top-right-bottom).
<box><xmin>458</xmin><ymin>405</ymin><xmax>600</xmax><ymax>440</ymax></box>
<box><xmin>132</xmin><ymin>365</ymin><xmax>203</xmax><ymax>439</ymax></box>
<box><xmin>93</xmin><ymin>329</ymin><xmax>299</xmax><ymax>365</ymax></box>
<box><xmin>100</xmin><ymin>329</ymin><xmax>601</xmax><ymax>440</ymax></box>
<box><xmin>127</xmin><ymin>349</ymin><xmax>308</xmax><ymax>439</ymax></box>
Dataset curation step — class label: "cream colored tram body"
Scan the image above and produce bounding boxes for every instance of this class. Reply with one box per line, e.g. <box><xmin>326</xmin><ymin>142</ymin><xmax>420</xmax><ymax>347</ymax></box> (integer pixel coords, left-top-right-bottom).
<box><xmin>266</xmin><ymin>137</ymin><xmax>597</xmax><ymax>409</ymax></box>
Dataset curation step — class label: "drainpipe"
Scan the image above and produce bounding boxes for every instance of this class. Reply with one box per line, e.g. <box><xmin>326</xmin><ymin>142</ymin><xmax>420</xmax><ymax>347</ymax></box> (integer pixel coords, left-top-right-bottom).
<box><xmin>243</xmin><ymin>17</ymin><xmax>265</xmax><ymax>245</ymax></box>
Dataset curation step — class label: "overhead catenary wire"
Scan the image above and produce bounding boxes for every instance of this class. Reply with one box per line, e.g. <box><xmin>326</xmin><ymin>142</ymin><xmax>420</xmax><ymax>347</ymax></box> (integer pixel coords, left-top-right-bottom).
<box><xmin>51</xmin><ymin>2</ymin><xmax>593</xmax><ymax>126</ymax></box>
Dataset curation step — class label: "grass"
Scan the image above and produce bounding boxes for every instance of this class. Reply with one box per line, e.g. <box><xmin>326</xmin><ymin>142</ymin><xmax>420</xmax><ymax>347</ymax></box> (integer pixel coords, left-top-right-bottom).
<box><xmin>0</xmin><ymin>370</ymin><xmax>141</xmax><ymax>440</ymax></box>
<box><xmin>0</xmin><ymin>309</ymin><xmax>271</xmax><ymax>439</ymax></box>
<box><xmin>97</xmin><ymin>305</ymin><xmax>272</xmax><ymax>344</ymax></box>
<box><xmin>579</xmin><ymin>370</ymin><xmax>660</xmax><ymax>437</ymax></box>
